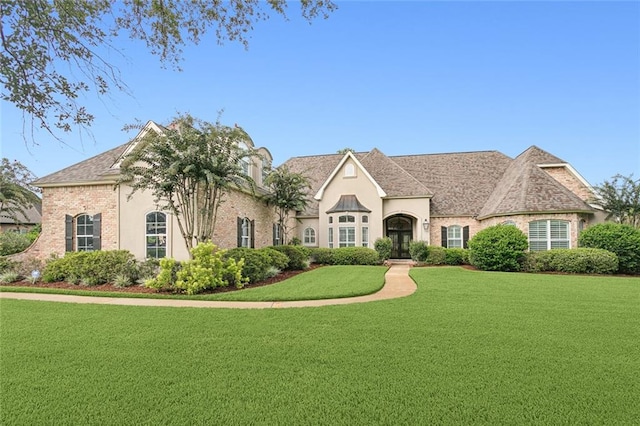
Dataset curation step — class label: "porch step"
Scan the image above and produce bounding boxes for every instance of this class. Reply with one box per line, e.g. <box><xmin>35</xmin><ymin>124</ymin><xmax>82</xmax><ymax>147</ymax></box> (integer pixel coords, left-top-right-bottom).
<box><xmin>386</xmin><ymin>259</ymin><xmax>415</xmax><ymax>266</ymax></box>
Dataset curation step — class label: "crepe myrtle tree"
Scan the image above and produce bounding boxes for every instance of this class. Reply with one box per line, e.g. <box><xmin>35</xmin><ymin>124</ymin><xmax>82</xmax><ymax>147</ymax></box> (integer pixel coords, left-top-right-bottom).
<box><xmin>1</xmin><ymin>0</ymin><xmax>336</xmax><ymax>143</ymax></box>
<box><xmin>263</xmin><ymin>166</ymin><xmax>311</xmax><ymax>245</ymax></box>
<box><xmin>0</xmin><ymin>158</ymin><xmax>40</xmax><ymax>226</ymax></box>
<box><xmin>591</xmin><ymin>174</ymin><xmax>640</xmax><ymax>228</ymax></box>
<box><xmin>118</xmin><ymin>114</ymin><xmax>256</xmax><ymax>255</ymax></box>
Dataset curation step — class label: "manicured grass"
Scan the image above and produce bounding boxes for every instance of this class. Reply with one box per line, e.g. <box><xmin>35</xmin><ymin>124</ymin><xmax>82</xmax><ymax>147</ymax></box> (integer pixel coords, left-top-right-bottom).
<box><xmin>1</xmin><ymin>267</ymin><xmax>638</xmax><ymax>424</ymax></box>
<box><xmin>0</xmin><ymin>266</ymin><xmax>387</xmax><ymax>301</ymax></box>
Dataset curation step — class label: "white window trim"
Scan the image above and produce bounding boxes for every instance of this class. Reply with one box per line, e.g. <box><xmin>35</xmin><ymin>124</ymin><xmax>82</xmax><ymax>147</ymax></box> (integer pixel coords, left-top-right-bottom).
<box><xmin>241</xmin><ymin>217</ymin><xmax>251</xmax><ymax>248</ymax></box>
<box><xmin>76</xmin><ymin>214</ymin><xmax>94</xmax><ymax>252</ymax></box>
<box><xmin>529</xmin><ymin>220</ymin><xmax>571</xmax><ymax>251</ymax></box>
<box><xmin>339</xmin><ymin>226</ymin><xmax>356</xmax><ymax>247</ymax></box>
<box><xmin>362</xmin><ymin>226</ymin><xmax>369</xmax><ymax>248</ymax></box>
<box><xmin>146</xmin><ymin>211</ymin><xmax>167</xmax><ymax>259</ymax></box>
<box><xmin>328</xmin><ymin>227</ymin><xmax>334</xmax><ymax>248</ymax></box>
<box><xmin>303</xmin><ymin>227</ymin><xmax>316</xmax><ymax>246</ymax></box>
<box><xmin>447</xmin><ymin>225</ymin><xmax>463</xmax><ymax>249</ymax></box>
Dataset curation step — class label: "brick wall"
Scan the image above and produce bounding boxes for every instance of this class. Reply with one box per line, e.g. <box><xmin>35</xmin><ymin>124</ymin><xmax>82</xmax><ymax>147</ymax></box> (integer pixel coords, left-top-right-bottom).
<box><xmin>543</xmin><ymin>167</ymin><xmax>593</xmax><ymax>201</ymax></box>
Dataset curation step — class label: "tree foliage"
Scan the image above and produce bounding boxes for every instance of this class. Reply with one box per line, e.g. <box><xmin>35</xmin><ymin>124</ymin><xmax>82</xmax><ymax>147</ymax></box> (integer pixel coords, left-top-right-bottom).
<box><xmin>118</xmin><ymin>114</ymin><xmax>254</xmax><ymax>254</ymax></box>
<box><xmin>592</xmin><ymin>174</ymin><xmax>640</xmax><ymax>228</ymax></box>
<box><xmin>0</xmin><ymin>158</ymin><xmax>40</xmax><ymax>225</ymax></box>
<box><xmin>263</xmin><ymin>166</ymin><xmax>310</xmax><ymax>245</ymax></box>
<box><xmin>0</xmin><ymin>0</ymin><xmax>336</xmax><ymax>140</ymax></box>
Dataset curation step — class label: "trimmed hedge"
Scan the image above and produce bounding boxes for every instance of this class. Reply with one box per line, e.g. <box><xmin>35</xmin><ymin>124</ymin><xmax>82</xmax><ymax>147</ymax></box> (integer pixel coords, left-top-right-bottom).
<box><xmin>409</xmin><ymin>241</ymin><xmax>429</xmax><ymax>262</ymax></box>
<box><xmin>374</xmin><ymin>237</ymin><xmax>392</xmax><ymax>261</ymax></box>
<box><xmin>578</xmin><ymin>223</ymin><xmax>640</xmax><ymax>274</ymax></box>
<box><xmin>224</xmin><ymin>247</ymin><xmax>290</xmax><ymax>283</ymax></box>
<box><xmin>444</xmin><ymin>248</ymin><xmax>470</xmax><ymax>265</ymax></box>
<box><xmin>523</xmin><ymin>248</ymin><xmax>618</xmax><ymax>274</ymax></box>
<box><xmin>331</xmin><ymin>247</ymin><xmax>380</xmax><ymax>265</ymax></box>
<box><xmin>309</xmin><ymin>248</ymin><xmax>334</xmax><ymax>265</ymax></box>
<box><xmin>270</xmin><ymin>245</ymin><xmax>310</xmax><ymax>270</ymax></box>
<box><xmin>425</xmin><ymin>246</ymin><xmax>446</xmax><ymax>265</ymax></box>
<box><xmin>468</xmin><ymin>225</ymin><xmax>529</xmax><ymax>271</ymax></box>
<box><xmin>42</xmin><ymin>250</ymin><xmax>137</xmax><ymax>285</ymax></box>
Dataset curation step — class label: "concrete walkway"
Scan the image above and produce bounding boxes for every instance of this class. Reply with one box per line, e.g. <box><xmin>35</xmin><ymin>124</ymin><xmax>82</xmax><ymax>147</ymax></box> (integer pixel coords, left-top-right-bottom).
<box><xmin>0</xmin><ymin>265</ymin><xmax>417</xmax><ymax>309</ymax></box>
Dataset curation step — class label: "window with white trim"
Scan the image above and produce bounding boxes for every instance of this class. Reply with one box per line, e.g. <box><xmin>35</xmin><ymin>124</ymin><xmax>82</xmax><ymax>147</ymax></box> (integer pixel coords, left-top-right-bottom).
<box><xmin>76</xmin><ymin>214</ymin><xmax>94</xmax><ymax>251</ymax></box>
<box><xmin>339</xmin><ymin>227</ymin><xmax>356</xmax><ymax>247</ymax></box>
<box><xmin>146</xmin><ymin>211</ymin><xmax>167</xmax><ymax>259</ymax></box>
<box><xmin>529</xmin><ymin>220</ymin><xmax>570</xmax><ymax>251</ymax></box>
<box><xmin>362</xmin><ymin>226</ymin><xmax>369</xmax><ymax>248</ymax></box>
<box><xmin>303</xmin><ymin>227</ymin><xmax>316</xmax><ymax>245</ymax></box>
<box><xmin>362</xmin><ymin>215</ymin><xmax>368</xmax><ymax>223</ymax></box>
<box><xmin>339</xmin><ymin>215</ymin><xmax>355</xmax><ymax>223</ymax></box>
<box><xmin>328</xmin><ymin>227</ymin><xmax>334</xmax><ymax>248</ymax></box>
<box><xmin>447</xmin><ymin>225</ymin><xmax>463</xmax><ymax>248</ymax></box>
<box><xmin>344</xmin><ymin>163</ymin><xmax>356</xmax><ymax>177</ymax></box>
<box><xmin>241</xmin><ymin>217</ymin><xmax>251</xmax><ymax>248</ymax></box>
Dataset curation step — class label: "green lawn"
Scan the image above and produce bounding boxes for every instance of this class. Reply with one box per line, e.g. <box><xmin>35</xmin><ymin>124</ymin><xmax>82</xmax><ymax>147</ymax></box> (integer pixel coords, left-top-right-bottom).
<box><xmin>0</xmin><ymin>265</ymin><xmax>387</xmax><ymax>301</ymax></box>
<box><xmin>1</xmin><ymin>267</ymin><xmax>638</xmax><ymax>424</ymax></box>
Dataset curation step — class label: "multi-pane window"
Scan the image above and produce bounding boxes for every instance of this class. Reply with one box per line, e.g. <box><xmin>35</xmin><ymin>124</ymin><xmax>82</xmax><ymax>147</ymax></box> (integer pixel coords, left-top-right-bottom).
<box><xmin>362</xmin><ymin>215</ymin><xmax>368</xmax><ymax>223</ymax></box>
<box><xmin>146</xmin><ymin>212</ymin><xmax>167</xmax><ymax>259</ymax></box>
<box><xmin>362</xmin><ymin>227</ymin><xmax>369</xmax><ymax>248</ymax></box>
<box><xmin>76</xmin><ymin>214</ymin><xmax>94</xmax><ymax>251</ymax></box>
<box><xmin>447</xmin><ymin>225</ymin><xmax>463</xmax><ymax>248</ymax></box>
<box><xmin>241</xmin><ymin>217</ymin><xmax>251</xmax><ymax>248</ymax></box>
<box><xmin>339</xmin><ymin>227</ymin><xmax>356</xmax><ymax>247</ymax></box>
<box><xmin>328</xmin><ymin>228</ymin><xmax>334</xmax><ymax>248</ymax></box>
<box><xmin>328</xmin><ymin>216</ymin><xmax>333</xmax><ymax>224</ymax></box>
<box><xmin>339</xmin><ymin>215</ymin><xmax>355</xmax><ymax>223</ymax></box>
<box><xmin>529</xmin><ymin>220</ymin><xmax>570</xmax><ymax>251</ymax></box>
<box><xmin>303</xmin><ymin>227</ymin><xmax>316</xmax><ymax>245</ymax></box>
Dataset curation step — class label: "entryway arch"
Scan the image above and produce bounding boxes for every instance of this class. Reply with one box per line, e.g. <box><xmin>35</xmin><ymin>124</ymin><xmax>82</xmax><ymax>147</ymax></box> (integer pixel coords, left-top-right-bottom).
<box><xmin>384</xmin><ymin>214</ymin><xmax>416</xmax><ymax>259</ymax></box>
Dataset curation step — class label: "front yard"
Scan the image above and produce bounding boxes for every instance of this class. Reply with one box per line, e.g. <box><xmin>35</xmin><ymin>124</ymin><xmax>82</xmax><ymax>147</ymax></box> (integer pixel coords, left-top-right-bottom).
<box><xmin>1</xmin><ymin>267</ymin><xmax>638</xmax><ymax>424</ymax></box>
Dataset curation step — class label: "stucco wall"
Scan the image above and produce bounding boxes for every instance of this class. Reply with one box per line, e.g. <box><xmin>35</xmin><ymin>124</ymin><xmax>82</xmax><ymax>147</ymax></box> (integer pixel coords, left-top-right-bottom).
<box><xmin>295</xmin><ymin>217</ymin><xmax>320</xmax><ymax>247</ymax></box>
<box><xmin>383</xmin><ymin>198</ymin><xmax>431</xmax><ymax>243</ymax></box>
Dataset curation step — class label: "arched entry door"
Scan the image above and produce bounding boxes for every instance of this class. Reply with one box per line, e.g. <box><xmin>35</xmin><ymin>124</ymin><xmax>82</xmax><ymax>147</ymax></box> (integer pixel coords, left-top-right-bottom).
<box><xmin>386</xmin><ymin>215</ymin><xmax>413</xmax><ymax>259</ymax></box>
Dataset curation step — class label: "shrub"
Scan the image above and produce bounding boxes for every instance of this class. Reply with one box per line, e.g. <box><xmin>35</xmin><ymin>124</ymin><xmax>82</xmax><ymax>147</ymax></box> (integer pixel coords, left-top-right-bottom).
<box><xmin>0</xmin><ymin>257</ymin><xmax>17</xmax><ymax>274</ymax></box>
<box><xmin>174</xmin><ymin>243</ymin><xmax>246</xmax><ymax>295</ymax></box>
<box><xmin>444</xmin><ymin>248</ymin><xmax>469</xmax><ymax>265</ymax></box>
<box><xmin>42</xmin><ymin>250</ymin><xmax>137</xmax><ymax>284</ymax></box>
<box><xmin>260</xmin><ymin>247</ymin><xmax>290</xmax><ymax>271</ymax></box>
<box><xmin>145</xmin><ymin>258</ymin><xmax>180</xmax><ymax>291</ymax></box>
<box><xmin>409</xmin><ymin>241</ymin><xmax>429</xmax><ymax>262</ymax></box>
<box><xmin>309</xmin><ymin>247</ymin><xmax>334</xmax><ymax>265</ymax></box>
<box><xmin>271</xmin><ymin>245</ymin><xmax>310</xmax><ymax>270</ymax></box>
<box><xmin>289</xmin><ymin>236</ymin><xmax>302</xmax><ymax>246</ymax></box>
<box><xmin>523</xmin><ymin>248</ymin><xmax>618</xmax><ymax>274</ymax></box>
<box><xmin>136</xmin><ymin>258</ymin><xmax>160</xmax><ymax>282</ymax></box>
<box><xmin>468</xmin><ymin>225</ymin><xmax>529</xmax><ymax>271</ymax></box>
<box><xmin>26</xmin><ymin>224</ymin><xmax>41</xmax><ymax>244</ymax></box>
<box><xmin>374</xmin><ymin>237</ymin><xmax>392</xmax><ymax>261</ymax></box>
<box><xmin>425</xmin><ymin>246</ymin><xmax>446</xmax><ymax>265</ymax></box>
<box><xmin>113</xmin><ymin>274</ymin><xmax>134</xmax><ymax>288</ymax></box>
<box><xmin>264</xmin><ymin>266</ymin><xmax>281</xmax><ymax>279</ymax></box>
<box><xmin>0</xmin><ymin>271</ymin><xmax>20</xmax><ymax>283</ymax></box>
<box><xmin>0</xmin><ymin>231</ymin><xmax>31</xmax><ymax>256</ymax></box>
<box><xmin>224</xmin><ymin>248</ymin><xmax>271</xmax><ymax>284</ymax></box>
<box><xmin>332</xmin><ymin>247</ymin><xmax>380</xmax><ymax>265</ymax></box>
<box><xmin>579</xmin><ymin>223</ymin><xmax>640</xmax><ymax>274</ymax></box>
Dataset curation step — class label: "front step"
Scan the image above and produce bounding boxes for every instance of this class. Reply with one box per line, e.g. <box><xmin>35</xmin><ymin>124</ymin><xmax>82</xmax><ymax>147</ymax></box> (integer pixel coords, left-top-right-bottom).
<box><xmin>386</xmin><ymin>259</ymin><xmax>415</xmax><ymax>266</ymax></box>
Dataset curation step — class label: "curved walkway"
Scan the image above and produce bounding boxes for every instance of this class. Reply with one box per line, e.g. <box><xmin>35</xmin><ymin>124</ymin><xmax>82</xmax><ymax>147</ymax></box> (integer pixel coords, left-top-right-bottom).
<box><xmin>0</xmin><ymin>265</ymin><xmax>417</xmax><ymax>309</ymax></box>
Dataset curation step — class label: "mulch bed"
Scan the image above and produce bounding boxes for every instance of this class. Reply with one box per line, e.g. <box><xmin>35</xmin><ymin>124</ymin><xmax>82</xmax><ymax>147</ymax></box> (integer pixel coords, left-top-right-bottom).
<box><xmin>3</xmin><ymin>264</ymin><xmax>325</xmax><ymax>295</ymax></box>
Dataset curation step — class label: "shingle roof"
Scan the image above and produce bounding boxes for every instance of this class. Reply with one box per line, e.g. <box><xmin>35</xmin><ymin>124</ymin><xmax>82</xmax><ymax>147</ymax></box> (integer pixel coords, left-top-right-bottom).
<box><xmin>477</xmin><ymin>147</ymin><xmax>593</xmax><ymax>219</ymax></box>
<box><xmin>359</xmin><ymin>148</ymin><xmax>432</xmax><ymax>197</ymax></box>
<box><xmin>522</xmin><ymin>145</ymin><xmax>566</xmax><ymax>164</ymax></box>
<box><xmin>33</xmin><ymin>143</ymin><xmax>130</xmax><ymax>186</ymax></box>
<box><xmin>0</xmin><ymin>201</ymin><xmax>42</xmax><ymax>225</ymax></box>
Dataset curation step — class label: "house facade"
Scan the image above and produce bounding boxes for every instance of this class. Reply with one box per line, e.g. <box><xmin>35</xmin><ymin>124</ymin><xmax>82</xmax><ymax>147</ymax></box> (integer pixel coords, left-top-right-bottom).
<box><xmin>25</xmin><ymin>121</ymin><xmax>602</xmax><ymax>261</ymax></box>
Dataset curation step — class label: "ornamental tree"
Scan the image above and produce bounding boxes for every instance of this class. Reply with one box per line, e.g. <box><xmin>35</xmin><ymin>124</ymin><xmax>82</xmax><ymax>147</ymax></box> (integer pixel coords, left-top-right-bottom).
<box><xmin>263</xmin><ymin>166</ymin><xmax>310</xmax><ymax>245</ymax></box>
<box><xmin>118</xmin><ymin>114</ymin><xmax>255</xmax><ymax>255</ymax></box>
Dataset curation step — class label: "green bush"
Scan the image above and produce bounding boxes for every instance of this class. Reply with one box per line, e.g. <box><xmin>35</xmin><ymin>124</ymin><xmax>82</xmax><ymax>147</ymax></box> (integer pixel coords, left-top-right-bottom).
<box><xmin>42</xmin><ymin>250</ymin><xmax>137</xmax><ymax>284</ymax></box>
<box><xmin>309</xmin><ymin>248</ymin><xmax>334</xmax><ymax>265</ymax></box>
<box><xmin>374</xmin><ymin>237</ymin><xmax>392</xmax><ymax>261</ymax></box>
<box><xmin>444</xmin><ymin>248</ymin><xmax>469</xmax><ymax>265</ymax></box>
<box><xmin>174</xmin><ymin>243</ymin><xmax>246</xmax><ymax>295</ymax></box>
<box><xmin>409</xmin><ymin>241</ymin><xmax>429</xmax><ymax>262</ymax></box>
<box><xmin>225</xmin><ymin>248</ymin><xmax>271</xmax><ymax>284</ymax></box>
<box><xmin>271</xmin><ymin>245</ymin><xmax>310</xmax><ymax>270</ymax></box>
<box><xmin>523</xmin><ymin>248</ymin><xmax>618</xmax><ymax>274</ymax></box>
<box><xmin>145</xmin><ymin>258</ymin><xmax>180</xmax><ymax>291</ymax></box>
<box><xmin>260</xmin><ymin>247</ymin><xmax>290</xmax><ymax>271</ymax></box>
<box><xmin>26</xmin><ymin>224</ymin><xmax>41</xmax><ymax>244</ymax></box>
<box><xmin>0</xmin><ymin>231</ymin><xmax>31</xmax><ymax>256</ymax></box>
<box><xmin>579</xmin><ymin>223</ymin><xmax>640</xmax><ymax>274</ymax></box>
<box><xmin>0</xmin><ymin>257</ymin><xmax>17</xmax><ymax>274</ymax></box>
<box><xmin>0</xmin><ymin>271</ymin><xmax>20</xmax><ymax>283</ymax></box>
<box><xmin>468</xmin><ymin>225</ymin><xmax>529</xmax><ymax>272</ymax></box>
<box><xmin>332</xmin><ymin>247</ymin><xmax>380</xmax><ymax>265</ymax></box>
<box><xmin>425</xmin><ymin>246</ymin><xmax>446</xmax><ymax>265</ymax></box>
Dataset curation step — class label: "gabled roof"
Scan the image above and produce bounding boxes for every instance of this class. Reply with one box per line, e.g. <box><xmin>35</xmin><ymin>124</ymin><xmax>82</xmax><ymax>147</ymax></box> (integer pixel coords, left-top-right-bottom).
<box><xmin>522</xmin><ymin>145</ymin><xmax>566</xmax><ymax>165</ymax></box>
<box><xmin>477</xmin><ymin>147</ymin><xmax>593</xmax><ymax>219</ymax></box>
<box><xmin>0</xmin><ymin>200</ymin><xmax>42</xmax><ymax>225</ymax></box>
<box><xmin>33</xmin><ymin>142</ymin><xmax>131</xmax><ymax>187</ymax></box>
<box><xmin>314</xmin><ymin>150</ymin><xmax>386</xmax><ymax>200</ymax></box>
<box><xmin>359</xmin><ymin>148</ymin><xmax>432</xmax><ymax>198</ymax></box>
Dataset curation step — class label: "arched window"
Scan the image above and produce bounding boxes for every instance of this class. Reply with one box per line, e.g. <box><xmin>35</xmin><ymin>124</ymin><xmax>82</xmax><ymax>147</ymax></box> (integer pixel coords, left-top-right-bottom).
<box><xmin>241</xmin><ymin>217</ymin><xmax>251</xmax><ymax>247</ymax></box>
<box><xmin>529</xmin><ymin>220</ymin><xmax>570</xmax><ymax>251</ymax></box>
<box><xmin>146</xmin><ymin>212</ymin><xmax>167</xmax><ymax>258</ymax></box>
<box><xmin>447</xmin><ymin>225</ymin><xmax>463</xmax><ymax>248</ymax></box>
<box><xmin>344</xmin><ymin>163</ymin><xmax>356</xmax><ymax>177</ymax></box>
<box><xmin>502</xmin><ymin>220</ymin><xmax>516</xmax><ymax>226</ymax></box>
<box><xmin>303</xmin><ymin>227</ymin><xmax>316</xmax><ymax>245</ymax></box>
<box><xmin>76</xmin><ymin>214</ymin><xmax>94</xmax><ymax>251</ymax></box>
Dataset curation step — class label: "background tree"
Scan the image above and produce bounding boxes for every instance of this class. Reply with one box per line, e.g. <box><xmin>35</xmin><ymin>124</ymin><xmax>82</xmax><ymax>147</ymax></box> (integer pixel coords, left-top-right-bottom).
<box><xmin>592</xmin><ymin>174</ymin><xmax>640</xmax><ymax>228</ymax></box>
<box><xmin>118</xmin><ymin>114</ymin><xmax>255</xmax><ymax>254</ymax></box>
<box><xmin>337</xmin><ymin>148</ymin><xmax>356</xmax><ymax>154</ymax></box>
<box><xmin>263</xmin><ymin>166</ymin><xmax>310</xmax><ymax>245</ymax></box>
<box><xmin>0</xmin><ymin>158</ymin><xmax>40</xmax><ymax>225</ymax></box>
<box><xmin>1</xmin><ymin>0</ymin><xmax>336</xmax><ymax>141</ymax></box>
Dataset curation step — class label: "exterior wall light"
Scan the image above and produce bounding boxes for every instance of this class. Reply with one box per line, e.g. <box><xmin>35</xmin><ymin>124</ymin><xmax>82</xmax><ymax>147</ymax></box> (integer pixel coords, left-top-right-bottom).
<box><xmin>422</xmin><ymin>219</ymin><xmax>430</xmax><ymax>231</ymax></box>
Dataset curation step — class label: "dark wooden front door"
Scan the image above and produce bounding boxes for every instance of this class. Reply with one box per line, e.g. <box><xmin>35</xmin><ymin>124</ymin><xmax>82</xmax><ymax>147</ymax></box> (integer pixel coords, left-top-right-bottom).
<box><xmin>388</xmin><ymin>230</ymin><xmax>412</xmax><ymax>259</ymax></box>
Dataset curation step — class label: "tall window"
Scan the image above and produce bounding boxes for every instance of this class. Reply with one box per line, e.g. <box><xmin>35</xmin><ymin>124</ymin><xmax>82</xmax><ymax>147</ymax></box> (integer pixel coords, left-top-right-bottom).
<box><xmin>303</xmin><ymin>227</ymin><xmax>316</xmax><ymax>245</ymax></box>
<box><xmin>529</xmin><ymin>220</ymin><xmax>570</xmax><ymax>251</ymax></box>
<box><xmin>76</xmin><ymin>214</ymin><xmax>94</xmax><ymax>251</ymax></box>
<box><xmin>241</xmin><ymin>217</ymin><xmax>251</xmax><ymax>248</ymax></box>
<box><xmin>328</xmin><ymin>228</ymin><xmax>334</xmax><ymax>248</ymax></box>
<box><xmin>362</xmin><ymin>227</ymin><xmax>369</xmax><ymax>248</ymax></box>
<box><xmin>447</xmin><ymin>225</ymin><xmax>463</xmax><ymax>248</ymax></box>
<box><xmin>339</xmin><ymin>227</ymin><xmax>356</xmax><ymax>247</ymax></box>
<box><xmin>146</xmin><ymin>212</ymin><xmax>167</xmax><ymax>259</ymax></box>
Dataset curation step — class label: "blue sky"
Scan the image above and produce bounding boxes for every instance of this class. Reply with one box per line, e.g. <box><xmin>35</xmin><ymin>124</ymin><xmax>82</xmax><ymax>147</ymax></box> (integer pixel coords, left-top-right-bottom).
<box><xmin>1</xmin><ymin>1</ymin><xmax>639</xmax><ymax>186</ymax></box>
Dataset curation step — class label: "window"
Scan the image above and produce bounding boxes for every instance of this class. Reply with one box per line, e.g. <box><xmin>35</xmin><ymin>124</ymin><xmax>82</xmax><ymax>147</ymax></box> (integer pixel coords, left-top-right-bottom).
<box><xmin>339</xmin><ymin>227</ymin><xmax>356</xmax><ymax>247</ymax></box>
<box><xmin>146</xmin><ymin>212</ymin><xmax>167</xmax><ymax>259</ymax></box>
<box><xmin>362</xmin><ymin>227</ymin><xmax>369</xmax><ymax>248</ymax></box>
<box><xmin>529</xmin><ymin>220</ymin><xmax>570</xmax><ymax>251</ymax></box>
<box><xmin>303</xmin><ymin>227</ymin><xmax>316</xmax><ymax>245</ymax></box>
<box><xmin>362</xmin><ymin>215</ymin><xmax>368</xmax><ymax>223</ymax></box>
<box><xmin>76</xmin><ymin>214</ymin><xmax>94</xmax><ymax>251</ymax></box>
<box><xmin>328</xmin><ymin>216</ymin><xmax>333</xmax><ymax>224</ymax></box>
<box><xmin>328</xmin><ymin>228</ymin><xmax>334</xmax><ymax>248</ymax></box>
<box><xmin>273</xmin><ymin>223</ymin><xmax>281</xmax><ymax>246</ymax></box>
<box><xmin>344</xmin><ymin>163</ymin><xmax>356</xmax><ymax>177</ymax></box>
<box><xmin>237</xmin><ymin>217</ymin><xmax>254</xmax><ymax>248</ymax></box>
<box><xmin>447</xmin><ymin>225</ymin><xmax>463</xmax><ymax>248</ymax></box>
<box><xmin>502</xmin><ymin>220</ymin><xmax>516</xmax><ymax>226</ymax></box>
<box><xmin>339</xmin><ymin>215</ymin><xmax>355</xmax><ymax>223</ymax></box>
